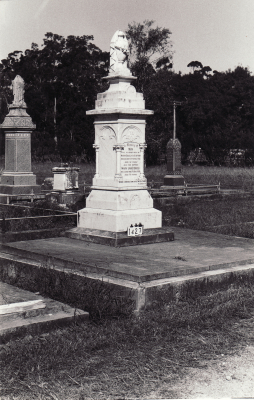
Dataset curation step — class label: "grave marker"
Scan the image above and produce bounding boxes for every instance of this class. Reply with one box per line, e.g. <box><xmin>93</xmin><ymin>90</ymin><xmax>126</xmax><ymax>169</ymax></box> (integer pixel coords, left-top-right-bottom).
<box><xmin>65</xmin><ymin>30</ymin><xmax>174</xmax><ymax>245</ymax></box>
<box><xmin>0</xmin><ymin>76</ymin><xmax>40</xmax><ymax>195</ymax></box>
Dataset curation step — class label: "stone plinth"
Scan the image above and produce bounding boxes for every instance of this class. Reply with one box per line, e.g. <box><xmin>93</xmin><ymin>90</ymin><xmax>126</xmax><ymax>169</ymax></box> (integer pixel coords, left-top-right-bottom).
<box><xmin>162</xmin><ymin>138</ymin><xmax>185</xmax><ymax>189</ymax></box>
<box><xmin>0</xmin><ymin>76</ymin><xmax>40</xmax><ymax>195</ymax></box>
<box><xmin>52</xmin><ymin>166</ymin><xmax>79</xmax><ymax>191</ymax></box>
<box><xmin>47</xmin><ymin>166</ymin><xmax>81</xmax><ymax>205</ymax></box>
<box><xmin>66</xmin><ymin>31</ymin><xmax>168</xmax><ymax>244</ymax></box>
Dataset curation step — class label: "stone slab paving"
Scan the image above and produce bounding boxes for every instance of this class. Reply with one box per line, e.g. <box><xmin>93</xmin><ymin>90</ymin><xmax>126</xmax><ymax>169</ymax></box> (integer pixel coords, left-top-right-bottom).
<box><xmin>0</xmin><ymin>282</ymin><xmax>89</xmax><ymax>343</ymax></box>
<box><xmin>1</xmin><ymin>227</ymin><xmax>254</xmax><ymax>283</ymax></box>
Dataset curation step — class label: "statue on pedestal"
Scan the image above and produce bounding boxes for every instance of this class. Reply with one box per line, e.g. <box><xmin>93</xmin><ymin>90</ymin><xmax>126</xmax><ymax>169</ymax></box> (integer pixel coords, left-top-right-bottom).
<box><xmin>109</xmin><ymin>30</ymin><xmax>131</xmax><ymax>76</ymax></box>
<box><xmin>11</xmin><ymin>75</ymin><xmax>27</xmax><ymax>107</ymax></box>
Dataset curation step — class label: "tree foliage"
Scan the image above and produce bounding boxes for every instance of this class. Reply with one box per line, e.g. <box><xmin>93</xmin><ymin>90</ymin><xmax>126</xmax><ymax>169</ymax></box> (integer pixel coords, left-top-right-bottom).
<box><xmin>0</xmin><ymin>33</ymin><xmax>109</xmax><ymax>161</ymax></box>
<box><xmin>143</xmin><ymin>65</ymin><xmax>254</xmax><ymax>165</ymax></box>
<box><xmin>126</xmin><ymin>20</ymin><xmax>173</xmax><ymax>91</ymax></box>
<box><xmin>1</xmin><ymin>24</ymin><xmax>254</xmax><ymax>166</ymax></box>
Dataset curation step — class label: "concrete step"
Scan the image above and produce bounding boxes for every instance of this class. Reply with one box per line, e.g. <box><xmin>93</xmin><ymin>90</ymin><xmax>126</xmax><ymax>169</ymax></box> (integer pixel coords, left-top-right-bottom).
<box><xmin>0</xmin><ymin>282</ymin><xmax>89</xmax><ymax>343</ymax></box>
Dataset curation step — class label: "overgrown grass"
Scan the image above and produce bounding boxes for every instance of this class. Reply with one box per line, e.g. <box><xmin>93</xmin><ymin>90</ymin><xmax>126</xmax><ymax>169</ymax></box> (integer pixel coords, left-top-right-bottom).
<box><xmin>31</xmin><ymin>163</ymin><xmax>254</xmax><ymax>238</ymax></box>
<box><xmin>28</xmin><ymin>162</ymin><xmax>254</xmax><ymax>192</ymax></box>
<box><xmin>159</xmin><ymin>196</ymin><xmax>254</xmax><ymax>238</ymax></box>
<box><xmin>146</xmin><ymin>164</ymin><xmax>254</xmax><ymax>191</ymax></box>
<box><xmin>0</xmin><ymin>160</ymin><xmax>254</xmax><ymax>191</ymax></box>
<box><xmin>1</xmin><ymin>282</ymin><xmax>254</xmax><ymax>399</ymax></box>
<box><xmin>1</xmin><ymin>163</ymin><xmax>254</xmax><ymax>398</ymax></box>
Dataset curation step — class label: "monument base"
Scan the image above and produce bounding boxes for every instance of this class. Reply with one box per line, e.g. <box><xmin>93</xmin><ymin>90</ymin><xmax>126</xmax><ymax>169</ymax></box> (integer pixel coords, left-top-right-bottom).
<box><xmin>46</xmin><ymin>190</ymin><xmax>82</xmax><ymax>205</ymax></box>
<box><xmin>0</xmin><ymin>184</ymin><xmax>41</xmax><ymax>195</ymax></box>
<box><xmin>162</xmin><ymin>174</ymin><xmax>185</xmax><ymax>187</ymax></box>
<box><xmin>64</xmin><ymin>227</ymin><xmax>174</xmax><ymax>247</ymax></box>
<box><xmin>0</xmin><ymin>172</ymin><xmax>40</xmax><ymax>195</ymax></box>
<box><xmin>77</xmin><ymin>206</ymin><xmax>162</xmax><ymax>232</ymax></box>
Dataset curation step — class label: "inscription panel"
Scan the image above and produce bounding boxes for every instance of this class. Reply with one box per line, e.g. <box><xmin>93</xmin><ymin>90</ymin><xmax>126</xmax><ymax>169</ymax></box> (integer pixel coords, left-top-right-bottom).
<box><xmin>5</xmin><ymin>139</ymin><xmax>15</xmax><ymax>171</ymax></box>
<box><xmin>17</xmin><ymin>139</ymin><xmax>31</xmax><ymax>172</ymax></box>
<box><xmin>120</xmin><ymin>142</ymin><xmax>141</xmax><ymax>182</ymax></box>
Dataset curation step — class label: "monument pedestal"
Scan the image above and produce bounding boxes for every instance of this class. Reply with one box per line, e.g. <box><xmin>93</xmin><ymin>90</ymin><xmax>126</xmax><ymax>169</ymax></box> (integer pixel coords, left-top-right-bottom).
<box><xmin>66</xmin><ymin>30</ymin><xmax>174</xmax><ymax>245</ymax></box>
<box><xmin>0</xmin><ymin>76</ymin><xmax>40</xmax><ymax>195</ymax></box>
<box><xmin>46</xmin><ymin>165</ymin><xmax>82</xmax><ymax>205</ymax></box>
<box><xmin>162</xmin><ymin>175</ymin><xmax>185</xmax><ymax>187</ymax></box>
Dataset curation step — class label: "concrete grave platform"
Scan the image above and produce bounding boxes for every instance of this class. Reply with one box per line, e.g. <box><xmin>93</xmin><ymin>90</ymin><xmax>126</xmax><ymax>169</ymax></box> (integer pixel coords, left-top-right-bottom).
<box><xmin>1</xmin><ymin>227</ymin><xmax>254</xmax><ymax>311</ymax></box>
<box><xmin>0</xmin><ymin>282</ymin><xmax>89</xmax><ymax>343</ymax></box>
<box><xmin>65</xmin><ymin>226</ymin><xmax>174</xmax><ymax>247</ymax></box>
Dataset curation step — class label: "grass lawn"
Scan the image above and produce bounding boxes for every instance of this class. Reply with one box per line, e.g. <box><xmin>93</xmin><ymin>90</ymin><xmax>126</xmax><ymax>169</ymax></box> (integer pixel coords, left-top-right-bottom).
<box><xmin>1</xmin><ymin>282</ymin><xmax>254</xmax><ymax>399</ymax></box>
<box><xmin>0</xmin><ymin>160</ymin><xmax>253</xmax><ymax>190</ymax></box>
<box><xmin>1</xmin><ymin>163</ymin><xmax>254</xmax><ymax>398</ymax></box>
<box><xmin>146</xmin><ymin>164</ymin><xmax>254</xmax><ymax>191</ymax></box>
<box><xmin>26</xmin><ymin>162</ymin><xmax>254</xmax><ymax>192</ymax></box>
<box><xmin>21</xmin><ymin>163</ymin><xmax>254</xmax><ymax>238</ymax></box>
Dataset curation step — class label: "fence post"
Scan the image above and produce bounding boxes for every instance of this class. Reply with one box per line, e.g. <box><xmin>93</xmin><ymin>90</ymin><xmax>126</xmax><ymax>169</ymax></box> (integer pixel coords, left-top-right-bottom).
<box><xmin>2</xmin><ymin>212</ymin><xmax>6</xmax><ymax>234</ymax></box>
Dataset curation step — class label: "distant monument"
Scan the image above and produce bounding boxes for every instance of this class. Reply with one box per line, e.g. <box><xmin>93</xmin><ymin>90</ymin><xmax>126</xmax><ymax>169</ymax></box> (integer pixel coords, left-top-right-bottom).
<box><xmin>161</xmin><ymin>101</ymin><xmax>185</xmax><ymax>189</ymax></box>
<box><xmin>0</xmin><ymin>75</ymin><xmax>40</xmax><ymax>195</ymax></box>
<box><xmin>66</xmin><ymin>30</ymin><xmax>174</xmax><ymax>246</ymax></box>
<box><xmin>46</xmin><ymin>164</ymin><xmax>81</xmax><ymax>205</ymax></box>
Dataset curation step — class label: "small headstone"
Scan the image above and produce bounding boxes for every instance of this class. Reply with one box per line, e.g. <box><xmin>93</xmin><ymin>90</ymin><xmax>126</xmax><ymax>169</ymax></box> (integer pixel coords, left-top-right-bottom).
<box><xmin>162</xmin><ymin>138</ymin><xmax>185</xmax><ymax>187</ymax></box>
<box><xmin>52</xmin><ymin>166</ymin><xmax>79</xmax><ymax>191</ymax></box>
<box><xmin>48</xmin><ymin>165</ymin><xmax>81</xmax><ymax>205</ymax></box>
<box><xmin>166</xmin><ymin>139</ymin><xmax>182</xmax><ymax>174</ymax></box>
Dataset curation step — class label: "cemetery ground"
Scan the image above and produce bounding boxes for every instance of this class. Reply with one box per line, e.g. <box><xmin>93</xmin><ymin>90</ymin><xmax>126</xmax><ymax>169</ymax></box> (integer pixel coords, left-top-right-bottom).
<box><xmin>1</xmin><ymin>282</ymin><xmax>254</xmax><ymax>399</ymax></box>
<box><xmin>1</xmin><ymin>163</ymin><xmax>254</xmax><ymax>399</ymax></box>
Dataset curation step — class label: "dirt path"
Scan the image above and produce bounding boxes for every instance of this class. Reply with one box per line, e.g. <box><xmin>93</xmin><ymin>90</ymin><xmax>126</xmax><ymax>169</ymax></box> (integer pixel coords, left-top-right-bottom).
<box><xmin>146</xmin><ymin>318</ymin><xmax>254</xmax><ymax>399</ymax></box>
<box><xmin>174</xmin><ymin>346</ymin><xmax>254</xmax><ymax>398</ymax></box>
<box><xmin>145</xmin><ymin>347</ymin><xmax>254</xmax><ymax>399</ymax></box>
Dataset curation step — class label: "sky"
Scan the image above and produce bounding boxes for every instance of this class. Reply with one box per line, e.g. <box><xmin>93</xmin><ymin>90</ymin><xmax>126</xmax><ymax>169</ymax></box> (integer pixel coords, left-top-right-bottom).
<box><xmin>0</xmin><ymin>0</ymin><xmax>254</xmax><ymax>75</ymax></box>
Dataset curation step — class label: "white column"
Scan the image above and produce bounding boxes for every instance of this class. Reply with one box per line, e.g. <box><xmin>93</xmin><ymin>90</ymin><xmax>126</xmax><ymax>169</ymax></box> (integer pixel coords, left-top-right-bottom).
<box><xmin>139</xmin><ymin>143</ymin><xmax>147</xmax><ymax>179</ymax></box>
<box><xmin>113</xmin><ymin>144</ymin><xmax>124</xmax><ymax>178</ymax></box>
<box><xmin>93</xmin><ymin>144</ymin><xmax>100</xmax><ymax>177</ymax></box>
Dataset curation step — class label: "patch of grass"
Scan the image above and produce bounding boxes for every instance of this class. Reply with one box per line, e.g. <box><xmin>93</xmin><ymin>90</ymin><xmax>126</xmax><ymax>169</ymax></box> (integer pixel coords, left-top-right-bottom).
<box><xmin>145</xmin><ymin>165</ymin><xmax>254</xmax><ymax>191</ymax></box>
<box><xmin>1</xmin><ymin>283</ymin><xmax>254</xmax><ymax>399</ymax></box>
<box><xmin>28</xmin><ymin>162</ymin><xmax>254</xmax><ymax>192</ymax></box>
<box><xmin>159</xmin><ymin>196</ymin><xmax>254</xmax><ymax>238</ymax></box>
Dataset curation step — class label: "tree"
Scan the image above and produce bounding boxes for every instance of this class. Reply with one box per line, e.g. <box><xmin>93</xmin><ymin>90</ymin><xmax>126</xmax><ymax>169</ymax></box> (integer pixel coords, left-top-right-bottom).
<box><xmin>126</xmin><ymin>20</ymin><xmax>173</xmax><ymax>91</ymax></box>
<box><xmin>0</xmin><ymin>33</ymin><xmax>109</xmax><ymax>161</ymax></box>
<box><xmin>187</xmin><ymin>61</ymin><xmax>203</xmax><ymax>74</ymax></box>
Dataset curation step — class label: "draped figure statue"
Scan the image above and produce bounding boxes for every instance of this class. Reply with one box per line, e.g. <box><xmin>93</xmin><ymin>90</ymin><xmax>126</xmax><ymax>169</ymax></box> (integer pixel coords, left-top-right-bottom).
<box><xmin>12</xmin><ymin>75</ymin><xmax>26</xmax><ymax>107</ymax></box>
<box><xmin>109</xmin><ymin>30</ymin><xmax>131</xmax><ymax>76</ymax></box>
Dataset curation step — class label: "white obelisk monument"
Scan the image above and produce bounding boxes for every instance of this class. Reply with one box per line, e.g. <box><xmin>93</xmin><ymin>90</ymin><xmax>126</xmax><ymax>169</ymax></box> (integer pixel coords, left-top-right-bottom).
<box><xmin>66</xmin><ymin>31</ymin><xmax>174</xmax><ymax>246</ymax></box>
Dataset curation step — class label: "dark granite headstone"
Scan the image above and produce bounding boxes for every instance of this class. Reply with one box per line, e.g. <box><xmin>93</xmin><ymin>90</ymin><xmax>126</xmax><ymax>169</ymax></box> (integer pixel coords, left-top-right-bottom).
<box><xmin>166</xmin><ymin>138</ymin><xmax>182</xmax><ymax>174</ymax></box>
<box><xmin>162</xmin><ymin>138</ymin><xmax>185</xmax><ymax>187</ymax></box>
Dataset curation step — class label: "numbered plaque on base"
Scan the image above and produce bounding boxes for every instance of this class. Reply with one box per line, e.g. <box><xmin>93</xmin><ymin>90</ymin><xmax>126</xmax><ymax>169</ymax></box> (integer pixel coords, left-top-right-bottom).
<box><xmin>127</xmin><ymin>225</ymin><xmax>143</xmax><ymax>236</ymax></box>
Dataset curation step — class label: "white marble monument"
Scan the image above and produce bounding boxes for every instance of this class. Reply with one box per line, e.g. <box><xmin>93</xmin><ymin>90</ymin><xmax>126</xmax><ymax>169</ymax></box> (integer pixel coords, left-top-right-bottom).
<box><xmin>66</xmin><ymin>31</ymin><xmax>174</xmax><ymax>245</ymax></box>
